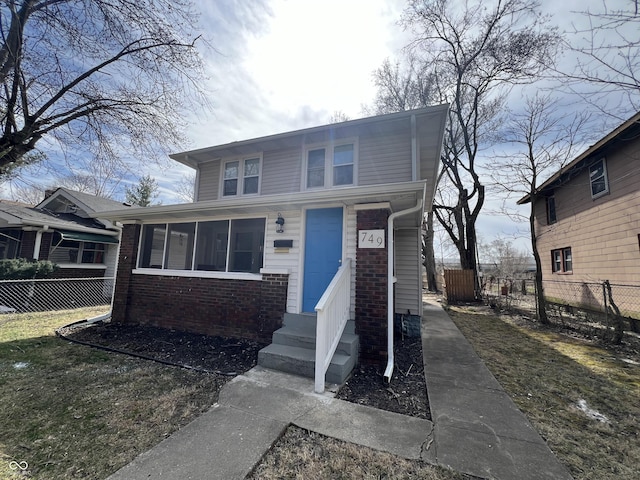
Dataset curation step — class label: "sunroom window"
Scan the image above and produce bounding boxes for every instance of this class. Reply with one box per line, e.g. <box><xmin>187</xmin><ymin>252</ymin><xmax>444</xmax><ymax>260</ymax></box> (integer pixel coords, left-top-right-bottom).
<box><xmin>138</xmin><ymin>218</ymin><xmax>265</xmax><ymax>274</ymax></box>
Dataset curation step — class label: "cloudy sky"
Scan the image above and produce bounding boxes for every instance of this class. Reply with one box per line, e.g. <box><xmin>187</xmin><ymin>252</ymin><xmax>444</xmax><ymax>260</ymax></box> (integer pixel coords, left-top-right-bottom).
<box><xmin>159</xmin><ymin>0</ymin><xmax>620</xmax><ymax>255</ymax></box>
<box><xmin>3</xmin><ymin>0</ymin><xmax>636</xmax><ymax>256</ymax></box>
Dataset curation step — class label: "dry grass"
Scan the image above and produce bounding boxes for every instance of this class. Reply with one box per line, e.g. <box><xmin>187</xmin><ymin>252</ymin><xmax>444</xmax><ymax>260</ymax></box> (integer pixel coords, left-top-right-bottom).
<box><xmin>0</xmin><ymin>308</ymin><xmax>223</xmax><ymax>479</ymax></box>
<box><xmin>249</xmin><ymin>426</ymin><xmax>466</xmax><ymax>480</ymax></box>
<box><xmin>448</xmin><ymin>305</ymin><xmax>640</xmax><ymax>480</ymax></box>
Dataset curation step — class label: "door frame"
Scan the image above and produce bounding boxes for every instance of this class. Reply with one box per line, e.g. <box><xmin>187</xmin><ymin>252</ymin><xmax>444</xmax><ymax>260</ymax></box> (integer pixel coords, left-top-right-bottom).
<box><xmin>297</xmin><ymin>204</ymin><xmax>347</xmax><ymax>313</ymax></box>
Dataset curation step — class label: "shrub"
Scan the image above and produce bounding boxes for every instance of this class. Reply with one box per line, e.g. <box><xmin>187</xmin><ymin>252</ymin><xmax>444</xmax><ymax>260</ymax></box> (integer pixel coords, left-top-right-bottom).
<box><xmin>0</xmin><ymin>259</ymin><xmax>59</xmax><ymax>280</ymax></box>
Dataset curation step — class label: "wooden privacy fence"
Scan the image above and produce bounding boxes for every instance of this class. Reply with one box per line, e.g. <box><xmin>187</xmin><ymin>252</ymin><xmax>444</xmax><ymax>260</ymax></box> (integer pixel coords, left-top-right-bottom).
<box><xmin>443</xmin><ymin>269</ymin><xmax>476</xmax><ymax>303</ymax></box>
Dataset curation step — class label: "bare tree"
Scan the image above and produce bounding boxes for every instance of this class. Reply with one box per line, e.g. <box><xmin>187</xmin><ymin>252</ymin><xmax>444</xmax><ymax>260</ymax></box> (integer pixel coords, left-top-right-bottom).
<box><xmin>174</xmin><ymin>172</ymin><xmax>196</xmax><ymax>203</ymax></box>
<box><xmin>490</xmin><ymin>93</ymin><xmax>589</xmax><ymax>323</ymax></box>
<box><xmin>562</xmin><ymin>0</ymin><xmax>640</xmax><ymax>114</ymax></box>
<box><xmin>402</xmin><ymin>0</ymin><xmax>560</xmax><ymax>297</ymax></box>
<box><xmin>0</xmin><ymin>0</ymin><xmax>207</xmax><ymax>176</ymax></box>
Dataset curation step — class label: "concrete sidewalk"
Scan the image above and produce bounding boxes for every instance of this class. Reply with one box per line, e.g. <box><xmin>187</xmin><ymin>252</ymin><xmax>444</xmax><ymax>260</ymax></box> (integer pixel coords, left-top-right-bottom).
<box><xmin>107</xmin><ymin>367</ymin><xmax>433</xmax><ymax>480</ymax></box>
<box><xmin>108</xmin><ymin>300</ymin><xmax>573</xmax><ymax>480</ymax></box>
<box><xmin>422</xmin><ymin>298</ymin><xmax>573</xmax><ymax>479</ymax></box>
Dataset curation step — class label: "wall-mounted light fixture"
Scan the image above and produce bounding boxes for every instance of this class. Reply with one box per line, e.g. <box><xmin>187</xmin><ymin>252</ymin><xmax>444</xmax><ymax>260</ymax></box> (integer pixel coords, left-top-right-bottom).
<box><xmin>275</xmin><ymin>213</ymin><xmax>285</xmax><ymax>233</ymax></box>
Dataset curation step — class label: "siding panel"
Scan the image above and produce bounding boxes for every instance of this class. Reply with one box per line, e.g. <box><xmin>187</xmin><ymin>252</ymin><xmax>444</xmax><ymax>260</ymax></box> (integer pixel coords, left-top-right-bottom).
<box><xmin>196</xmin><ymin>161</ymin><xmax>220</xmax><ymax>201</ymax></box>
<box><xmin>395</xmin><ymin>228</ymin><xmax>421</xmax><ymax>314</ymax></box>
<box><xmin>261</xmin><ymin>148</ymin><xmax>303</xmax><ymax>195</ymax></box>
<box><xmin>359</xmin><ymin>130</ymin><xmax>412</xmax><ymax>185</ymax></box>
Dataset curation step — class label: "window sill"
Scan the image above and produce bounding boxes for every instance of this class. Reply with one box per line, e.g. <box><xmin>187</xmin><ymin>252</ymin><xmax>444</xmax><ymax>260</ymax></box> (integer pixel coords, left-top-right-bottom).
<box><xmin>58</xmin><ymin>264</ymin><xmax>107</xmax><ymax>269</ymax></box>
<box><xmin>552</xmin><ymin>271</ymin><xmax>573</xmax><ymax>275</ymax></box>
<box><xmin>132</xmin><ymin>268</ymin><xmax>262</xmax><ymax>281</ymax></box>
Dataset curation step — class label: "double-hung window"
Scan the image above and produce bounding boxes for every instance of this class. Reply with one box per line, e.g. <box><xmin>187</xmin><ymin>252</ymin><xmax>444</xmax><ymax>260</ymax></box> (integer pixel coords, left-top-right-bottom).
<box><xmin>138</xmin><ymin>218</ymin><xmax>265</xmax><ymax>274</ymax></box>
<box><xmin>589</xmin><ymin>158</ymin><xmax>609</xmax><ymax>199</ymax></box>
<box><xmin>551</xmin><ymin>247</ymin><xmax>572</xmax><ymax>274</ymax></box>
<box><xmin>223</xmin><ymin>157</ymin><xmax>261</xmax><ymax>197</ymax></box>
<box><xmin>305</xmin><ymin>141</ymin><xmax>356</xmax><ymax>189</ymax></box>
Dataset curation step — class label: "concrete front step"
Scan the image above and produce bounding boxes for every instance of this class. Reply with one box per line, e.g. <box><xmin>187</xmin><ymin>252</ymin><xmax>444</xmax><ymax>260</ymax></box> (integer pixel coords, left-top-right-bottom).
<box><xmin>257</xmin><ymin>343</ymin><xmax>357</xmax><ymax>385</ymax></box>
<box><xmin>258</xmin><ymin>314</ymin><xmax>359</xmax><ymax>385</ymax></box>
<box><xmin>272</xmin><ymin>323</ymin><xmax>358</xmax><ymax>357</ymax></box>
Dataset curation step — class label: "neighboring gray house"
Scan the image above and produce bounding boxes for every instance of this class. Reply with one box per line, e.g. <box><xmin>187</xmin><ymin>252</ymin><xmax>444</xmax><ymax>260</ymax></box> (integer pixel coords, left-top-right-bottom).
<box><xmin>0</xmin><ymin>188</ymin><xmax>127</xmax><ymax>278</ymax></box>
<box><xmin>97</xmin><ymin>106</ymin><xmax>448</xmax><ymax>390</ymax></box>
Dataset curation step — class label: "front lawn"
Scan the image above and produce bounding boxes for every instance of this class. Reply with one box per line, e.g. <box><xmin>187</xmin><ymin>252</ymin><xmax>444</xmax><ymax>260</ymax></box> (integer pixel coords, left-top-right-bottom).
<box><xmin>448</xmin><ymin>305</ymin><xmax>640</xmax><ymax>480</ymax></box>
<box><xmin>0</xmin><ymin>308</ymin><xmax>223</xmax><ymax>480</ymax></box>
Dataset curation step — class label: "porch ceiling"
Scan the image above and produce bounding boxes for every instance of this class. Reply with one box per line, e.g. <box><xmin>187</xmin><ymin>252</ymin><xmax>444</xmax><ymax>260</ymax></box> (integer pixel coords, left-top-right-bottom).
<box><xmin>93</xmin><ymin>181</ymin><xmax>428</xmax><ymax>228</ymax></box>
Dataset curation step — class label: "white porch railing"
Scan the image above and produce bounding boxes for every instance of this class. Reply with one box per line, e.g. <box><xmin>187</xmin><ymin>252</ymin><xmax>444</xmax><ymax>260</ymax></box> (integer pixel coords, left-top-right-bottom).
<box><xmin>314</xmin><ymin>258</ymin><xmax>352</xmax><ymax>393</ymax></box>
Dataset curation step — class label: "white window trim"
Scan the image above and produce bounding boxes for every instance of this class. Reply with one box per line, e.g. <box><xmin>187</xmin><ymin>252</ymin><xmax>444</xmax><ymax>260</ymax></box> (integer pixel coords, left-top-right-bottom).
<box><xmin>302</xmin><ymin>138</ymin><xmax>358</xmax><ymax>190</ymax></box>
<box><xmin>136</xmin><ymin>217</ymin><xmax>267</xmax><ymax>274</ymax></box>
<box><xmin>589</xmin><ymin>157</ymin><xmax>609</xmax><ymax>200</ymax></box>
<box><xmin>220</xmin><ymin>154</ymin><xmax>263</xmax><ymax>198</ymax></box>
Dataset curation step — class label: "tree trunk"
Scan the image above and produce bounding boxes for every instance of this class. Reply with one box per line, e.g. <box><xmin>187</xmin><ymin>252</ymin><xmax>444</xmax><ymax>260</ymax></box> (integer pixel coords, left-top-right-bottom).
<box><xmin>422</xmin><ymin>211</ymin><xmax>438</xmax><ymax>292</ymax></box>
<box><xmin>530</xmin><ymin>196</ymin><xmax>550</xmax><ymax>324</ymax></box>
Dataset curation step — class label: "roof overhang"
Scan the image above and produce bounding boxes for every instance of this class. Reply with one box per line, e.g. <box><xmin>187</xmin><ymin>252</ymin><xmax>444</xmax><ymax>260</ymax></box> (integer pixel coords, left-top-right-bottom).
<box><xmin>518</xmin><ymin>111</ymin><xmax>640</xmax><ymax>204</ymax></box>
<box><xmin>92</xmin><ymin>181</ymin><xmax>429</xmax><ymax>228</ymax></box>
<box><xmin>170</xmin><ymin>105</ymin><xmax>450</xmax><ymax>169</ymax></box>
<box><xmin>54</xmin><ymin>229</ymin><xmax>119</xmax><ymax>244</ymax></box>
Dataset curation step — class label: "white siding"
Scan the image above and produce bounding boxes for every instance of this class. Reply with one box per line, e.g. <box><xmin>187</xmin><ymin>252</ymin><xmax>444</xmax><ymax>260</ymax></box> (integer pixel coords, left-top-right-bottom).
<box><xmin>196</xmin><ymin>161</ymin><xmax>220</xmax><ymax>201</ymax></box>
<box><xmin>358</xmin><ymin>130</ymin><xmax>412</xmax><ymax>186</ymax></box>
<box><xmin>345</xmin><ymin>206</ymin><xmax>357</xmax><ymax>318</ymax></box>
<box><xmin>263</xmin><ymin>209</ymin><xmax>302</xmax><ymax>313</ymax></box>
<box><xmin>261</xmin><ymin>148</ymin><xmax>302</xmax><ymax>195</ymax></box>
<box><xmin>395</xmin><ymin>228</ymin><xmax>421</xmax><ymax>315</ymax></box>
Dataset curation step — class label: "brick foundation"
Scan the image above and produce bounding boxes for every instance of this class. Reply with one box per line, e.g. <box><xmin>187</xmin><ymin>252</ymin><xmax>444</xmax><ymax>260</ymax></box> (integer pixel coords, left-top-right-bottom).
<box><xmin>355</xmin><ymin>208</ymin><xmax>390</xmax><ymax>365</ymax></box>
<box><xmin>111</xmin><ymin>224</ymin><xmax>287</xmax><ymax>343</ymax></box>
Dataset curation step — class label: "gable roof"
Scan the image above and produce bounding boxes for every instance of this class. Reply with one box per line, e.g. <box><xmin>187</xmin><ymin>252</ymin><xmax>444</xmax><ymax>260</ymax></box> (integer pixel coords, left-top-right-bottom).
<box><xmin>518</xmin><ymin>110</ymin><xmax>640</xmax><ymax>204</ymax></box>
<box><xmin>37</xmin><ymin>187</ymin><xmax>130</xmax><ymax>213</ymax></box>
<box><xmin>0</xmin><ymin>199</ymin><xmax>115</xmax><ymax>235</ymax></box>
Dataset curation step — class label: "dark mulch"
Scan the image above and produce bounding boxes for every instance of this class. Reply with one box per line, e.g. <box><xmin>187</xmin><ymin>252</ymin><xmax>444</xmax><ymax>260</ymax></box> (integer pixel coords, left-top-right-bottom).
<box><xmin>60</xmin><ymin>321</ymin><xmax>430</xmax><ymax>419</ymax></box>
<box><xmin>335</xmin><ymin>335</ymin><xmax>431</xmax><ymax>420</ymax></box>
<box><xmin>59</xmin><ymin>322</ymin><xmax>267</xmax><ymax>375</ymax></box>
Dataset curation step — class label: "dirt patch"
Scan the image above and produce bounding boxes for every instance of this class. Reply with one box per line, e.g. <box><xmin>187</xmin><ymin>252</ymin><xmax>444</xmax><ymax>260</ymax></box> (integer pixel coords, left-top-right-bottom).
<box><xmin>60</xmin><ymin>321</ymin><xmax>430</xmax><ymax>420</ymax></box>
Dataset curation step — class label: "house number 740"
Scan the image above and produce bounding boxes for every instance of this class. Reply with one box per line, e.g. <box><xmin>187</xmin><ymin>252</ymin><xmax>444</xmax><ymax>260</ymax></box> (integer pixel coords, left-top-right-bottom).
<box><xmin>358</xmin><ymin>230</ymin><xmax>385</xmax><ymax>248</ymax></box>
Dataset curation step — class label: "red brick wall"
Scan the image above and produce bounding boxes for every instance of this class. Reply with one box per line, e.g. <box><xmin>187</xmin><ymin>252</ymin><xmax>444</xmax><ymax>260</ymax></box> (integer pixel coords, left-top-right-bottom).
<box><xmin>112</xmin><ymin>224</ymin><xmax>287</xmax><ymax>343</ymax></box>
<box><xmin>355</xmin><ymin>208</ymin><xmax>389</xmax><ymax>365</ymax></box>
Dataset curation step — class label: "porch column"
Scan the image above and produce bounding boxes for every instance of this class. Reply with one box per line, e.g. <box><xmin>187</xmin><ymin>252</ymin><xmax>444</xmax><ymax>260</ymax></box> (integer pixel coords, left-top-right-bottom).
<box><xmin>112</xmin><ymin>224</ymin><xmax>140</xmax><ymax>324</ymax></box>
<box><xmin>355</xmin><ymin>207</ymin><xmax>390</xmax><ymax>365</ymax></box>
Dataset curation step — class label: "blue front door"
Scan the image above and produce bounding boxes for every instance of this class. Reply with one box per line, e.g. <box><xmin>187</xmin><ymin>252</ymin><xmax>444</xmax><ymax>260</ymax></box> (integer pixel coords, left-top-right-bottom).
<box><xmin>303</xmin><ymin>207</ymin><xmax>343</xmax><ymax>312</ymax></box>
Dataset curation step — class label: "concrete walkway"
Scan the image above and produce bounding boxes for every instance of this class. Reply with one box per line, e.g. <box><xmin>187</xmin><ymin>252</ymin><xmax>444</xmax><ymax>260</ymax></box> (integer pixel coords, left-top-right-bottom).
<box><xmin>422</xmin><ymin>298</ymin><xmax>572</xmax><ymax>479</ymax></box>
<box><xmin>107</xmin><ymin>300</ymin><xmax>573</xmax><ymax>480</ymax></box>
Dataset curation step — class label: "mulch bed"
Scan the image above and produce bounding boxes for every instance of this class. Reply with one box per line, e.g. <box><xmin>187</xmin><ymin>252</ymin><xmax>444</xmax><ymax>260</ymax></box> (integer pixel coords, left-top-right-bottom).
<box><xmin>59</xmin><ymin>321</ymin><xmax>430</xmax><ymax>419</ymax></box>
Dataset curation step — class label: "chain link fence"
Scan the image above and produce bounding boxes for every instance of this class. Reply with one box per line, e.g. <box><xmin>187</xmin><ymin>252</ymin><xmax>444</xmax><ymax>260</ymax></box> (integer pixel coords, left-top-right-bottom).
<box><xmin>481</xmin><ymin>277</ymin><xmax>640</xmax><ymax>343</ymax></box>
<box><xmin>0</xmin><ymin>277</ymin><xmax>114</xmax><ymax>315</ymax></box>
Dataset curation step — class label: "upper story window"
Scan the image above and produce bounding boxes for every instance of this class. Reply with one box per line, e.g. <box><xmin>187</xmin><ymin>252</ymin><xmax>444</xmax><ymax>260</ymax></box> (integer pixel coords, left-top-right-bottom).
<box><xmin>305</xmin><ymin>140</ymin><xmax>356</xmax><ymax>189</ymax></box>
<box><xmin>546</xmin><ymin>195</ymin><xmax>557</xmax><ymax>224</ymax></box>
<box><xmin>589</xmin><ymin>158</ymin><xmax>609</xmax><ymax>199</ymax></box>
<box><xmin>138</xmin><ymin>218</ymin><xmax>265</xmax><ymax>274</ymax></box>
<box><xmin>551</xmin><ymin>247</ymin><xmax>572</xmax><ymax>274</ymax></box>
<box><xmin>223</xmin><ymin>156</ymin><xmax>261</xmax><ymax>197</ymax></box>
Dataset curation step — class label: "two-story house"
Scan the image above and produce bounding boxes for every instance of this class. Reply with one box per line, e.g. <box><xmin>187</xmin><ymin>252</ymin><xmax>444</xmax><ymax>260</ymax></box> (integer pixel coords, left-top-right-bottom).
<box><xmin>518</xmin><ymin>111</ymin><xmax>640</xmax><ymax>317</ymax></box>
<box><xmin>97</xmin><ymin>105</ymin><xmax>448</xmax><ymax>390</ymax></box>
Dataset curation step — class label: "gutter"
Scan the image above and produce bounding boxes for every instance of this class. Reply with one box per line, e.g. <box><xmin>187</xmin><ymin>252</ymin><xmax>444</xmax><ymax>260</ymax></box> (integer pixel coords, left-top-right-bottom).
<box><xmin>384</xmin><ymin>183</ymin><xmax>427</xmax><ymax>383</ymax></box>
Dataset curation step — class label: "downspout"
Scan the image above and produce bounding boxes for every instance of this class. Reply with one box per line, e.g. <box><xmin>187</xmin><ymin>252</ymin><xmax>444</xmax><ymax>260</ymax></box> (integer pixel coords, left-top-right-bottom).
<box><xmin>384</xmin><ymin>183</ymin><xmax>427</xmax><ymax>383</ymax></box>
